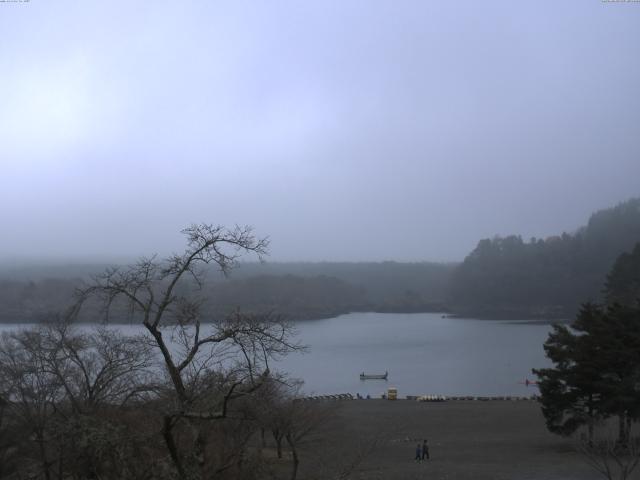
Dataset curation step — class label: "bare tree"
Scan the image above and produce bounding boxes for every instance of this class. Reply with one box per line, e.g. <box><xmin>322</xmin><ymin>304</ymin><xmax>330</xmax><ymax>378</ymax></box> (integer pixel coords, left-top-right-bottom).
<box><xmin>284</xmin><ymin>399</ymin><xmax>334</xmax><ymax>480</ymax></box>
<box><xmin>0</xmin><ymin>320</ymin><xmax>163</xmax><ymax>480</ymax></box>
<box><xmin>311</xmin><ymin>430</ymin><xmax>386</xmax><ymax>480</ymax></box>
<box><xmin>40</xmin><ymin>321</ymin><xmax>157</xmax><ymax>413</ymax></box>
<box><xmin>0</xmin><ymin>329</ymin><xmax>63</xmax><ymax>480</ymax></box>
<box><xmin>73</xmin><ymin>224</ymin><xmax>301</xmax><ymax>479</ymax></box>
<box><xmin>578</xmin><ymin>435</ymin><xmax>640</xmax><ymax>480</ymax></box>
<box><xmin>44</xmin><ymin>321</ymin><xmax>159</xmax><ymax>479</ymax></box>
<box><xmin>0</xmin><ymin>391</ymin><xmax>17</xmax><ymax>479</ymax></box>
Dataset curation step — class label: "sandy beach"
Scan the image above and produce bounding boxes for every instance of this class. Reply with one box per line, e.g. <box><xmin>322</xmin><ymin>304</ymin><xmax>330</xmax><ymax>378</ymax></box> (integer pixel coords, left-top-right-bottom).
<box><xmin>291</xmin><ymin>399</ymin><xmax>614</xmax><ymax>480</ymax></box>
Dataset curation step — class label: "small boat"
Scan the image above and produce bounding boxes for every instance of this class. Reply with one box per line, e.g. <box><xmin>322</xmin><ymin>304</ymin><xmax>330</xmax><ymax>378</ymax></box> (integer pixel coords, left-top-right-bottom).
<box><xmin>360</xmin><ymin>371</ymin><xmax>388</xmax><ymax>380</ymax></box>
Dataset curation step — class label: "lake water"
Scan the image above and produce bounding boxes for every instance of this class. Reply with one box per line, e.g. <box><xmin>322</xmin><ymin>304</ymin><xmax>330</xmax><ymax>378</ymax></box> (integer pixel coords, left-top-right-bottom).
<box><xmin>0</xmin><ymin>312</ymin><xmax>554</xmax><ymax>398</ymax></box>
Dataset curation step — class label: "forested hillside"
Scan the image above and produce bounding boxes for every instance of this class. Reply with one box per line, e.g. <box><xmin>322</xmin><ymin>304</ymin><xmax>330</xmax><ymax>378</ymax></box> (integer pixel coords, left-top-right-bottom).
<box><xmin>448</xmin><ymin>198</ymin><xmax>640</xmax><ymax>318</ymax></box>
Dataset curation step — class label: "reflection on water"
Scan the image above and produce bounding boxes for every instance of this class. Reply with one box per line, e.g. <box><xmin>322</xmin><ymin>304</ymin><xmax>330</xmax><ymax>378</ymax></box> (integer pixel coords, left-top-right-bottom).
<box><xmin>0</xmin><ymin>312</ymin><xmax>553</xmax><ymax>397</ymax></box>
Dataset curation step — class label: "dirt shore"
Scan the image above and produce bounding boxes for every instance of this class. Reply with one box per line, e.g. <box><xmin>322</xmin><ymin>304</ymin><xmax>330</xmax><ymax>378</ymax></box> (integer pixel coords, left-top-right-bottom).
<box><xmin>294</xmin><ymin>399</ymin><xmax>614</xmax><ymax>480</ymax></box>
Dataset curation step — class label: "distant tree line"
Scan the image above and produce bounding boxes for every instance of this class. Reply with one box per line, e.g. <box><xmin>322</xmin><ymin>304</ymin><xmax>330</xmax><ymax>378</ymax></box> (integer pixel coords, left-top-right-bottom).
<box><xmin>0</xmin><ymin>262</ymin><xmax>454</xmax><ymax>323</ymax></box>
<box><xmin>0</xmin><ymin>278</ymin><xmax>78</xmax><ymax>323</ymax></box>
<box><xmin>228</xmin><ymin>261</ymin><xmax>455</xmax><ymax>306</ymax></box>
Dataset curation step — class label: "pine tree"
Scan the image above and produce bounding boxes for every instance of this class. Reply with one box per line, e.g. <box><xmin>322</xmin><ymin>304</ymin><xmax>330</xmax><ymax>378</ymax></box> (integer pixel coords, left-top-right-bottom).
<box><xmin>605</xmin><ymin>242</ymin><xmax>640</xmax><ymax>307</ymax></box>
<box><xmin>534</xmin><ymin>244</ymin><xmax>640</xmax><ymax>445</ymax></box>
<box><xmin>533</xmin><ymin>303</ymin><xmax>606</xmax><ymax>443</ymax></box>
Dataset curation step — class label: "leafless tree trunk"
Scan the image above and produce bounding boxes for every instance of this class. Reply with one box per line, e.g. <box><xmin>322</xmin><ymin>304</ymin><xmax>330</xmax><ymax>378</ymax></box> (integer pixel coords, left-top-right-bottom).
<box><xmin>285</xmin><ymin>431</ymin><xmax>299</xmax><ymax>480</ymax></box>
<box><xmin>162</xmin><ymin>414</ymin><xmax>187</xmax><ymax>479</ymax></box>
<box><xmin>255</xmin><ymin>378</ymin><xmax>334</xmax><ymax>480</ymax></box>
<box><xmin>272</xmin><ymin>428</ymin><xmax>284</xmax><ymax>458</ymax></box>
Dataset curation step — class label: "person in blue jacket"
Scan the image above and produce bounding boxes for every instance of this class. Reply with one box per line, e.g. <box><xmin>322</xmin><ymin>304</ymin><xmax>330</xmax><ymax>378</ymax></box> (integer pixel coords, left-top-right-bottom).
<box><xmin>414</xmin><ymin>443</ymin><xmax>422</xmax><ymax>462</ymax></box>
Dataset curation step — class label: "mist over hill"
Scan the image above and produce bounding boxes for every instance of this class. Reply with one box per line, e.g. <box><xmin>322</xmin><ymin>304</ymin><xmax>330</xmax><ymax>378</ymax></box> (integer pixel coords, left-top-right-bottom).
<box><xmin>1</xmin><ymin>198</ymin><xmax>638</xmax><ymax>322</ymax></box>
<box><xmin>449</xmin><ymin>198</ymin><xmax>640</xmax><ymax>318</ymax></box>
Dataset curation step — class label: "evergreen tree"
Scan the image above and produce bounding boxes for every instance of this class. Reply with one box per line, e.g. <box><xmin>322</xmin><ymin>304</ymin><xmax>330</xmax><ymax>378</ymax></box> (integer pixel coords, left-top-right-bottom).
<box><xmin>534</xmin><ymin>247</ymin><xmax>640</xmax><ymax>445</ymax></box>
<box><xmin>605</xmin><ymin>242</ymin><xmax>640</xmax><ymax>307</ymax></box>
<box><xmin>533</xmin><ymin>303</ymin><xmax>606</xmax><ymax>443</ymax></box>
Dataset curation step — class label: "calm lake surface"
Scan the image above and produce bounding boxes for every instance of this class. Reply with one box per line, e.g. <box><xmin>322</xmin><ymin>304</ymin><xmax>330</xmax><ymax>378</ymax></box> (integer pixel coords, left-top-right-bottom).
<box><xmin>0</xmin><ymin>312</ymin><xmax>554</xmax><ymax>397</ymax></box>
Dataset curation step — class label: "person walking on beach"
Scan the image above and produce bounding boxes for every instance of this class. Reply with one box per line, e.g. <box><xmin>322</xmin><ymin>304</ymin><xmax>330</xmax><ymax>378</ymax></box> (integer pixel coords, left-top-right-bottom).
<box><xmin>414</xmin><ymin>443</ymin><xmax>422</xmax><ymax>462</ymax></box>
<box><xmin>422</xmin><ymin>439</ymin><xmax>430</xmax><ymax>461</ymax></box>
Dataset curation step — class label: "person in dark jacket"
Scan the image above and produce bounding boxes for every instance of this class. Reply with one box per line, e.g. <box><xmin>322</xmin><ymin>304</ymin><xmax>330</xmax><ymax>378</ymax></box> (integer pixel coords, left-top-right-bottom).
<box><xmin>422</xmin><ymin>439</ymin><xmax>430</xmax><ymax>460</ymax></box>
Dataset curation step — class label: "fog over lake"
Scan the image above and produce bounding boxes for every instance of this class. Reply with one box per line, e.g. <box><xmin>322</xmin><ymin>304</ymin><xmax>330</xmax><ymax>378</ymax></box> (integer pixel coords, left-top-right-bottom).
<box><xmin>2</xmin><ymin>2</ymin><xmax>639</xmax><ymax>264</ymax></box>
<box><xmin>0</xmin><ymin>312</ymin><xmax>552</xmax><ymax>397</ymax></box>
<box><xmin>2</xmin><ymin>2</ymin><xmax>639</xmax><ymax>478</ymax></box>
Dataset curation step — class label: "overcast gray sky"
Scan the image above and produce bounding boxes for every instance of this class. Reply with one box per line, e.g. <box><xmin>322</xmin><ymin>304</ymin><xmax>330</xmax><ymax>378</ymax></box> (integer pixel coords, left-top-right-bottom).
<box><xmin>1</xmin><ymin>1</ymin><xmax>639</xmax><ymax>262</ymax></box>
